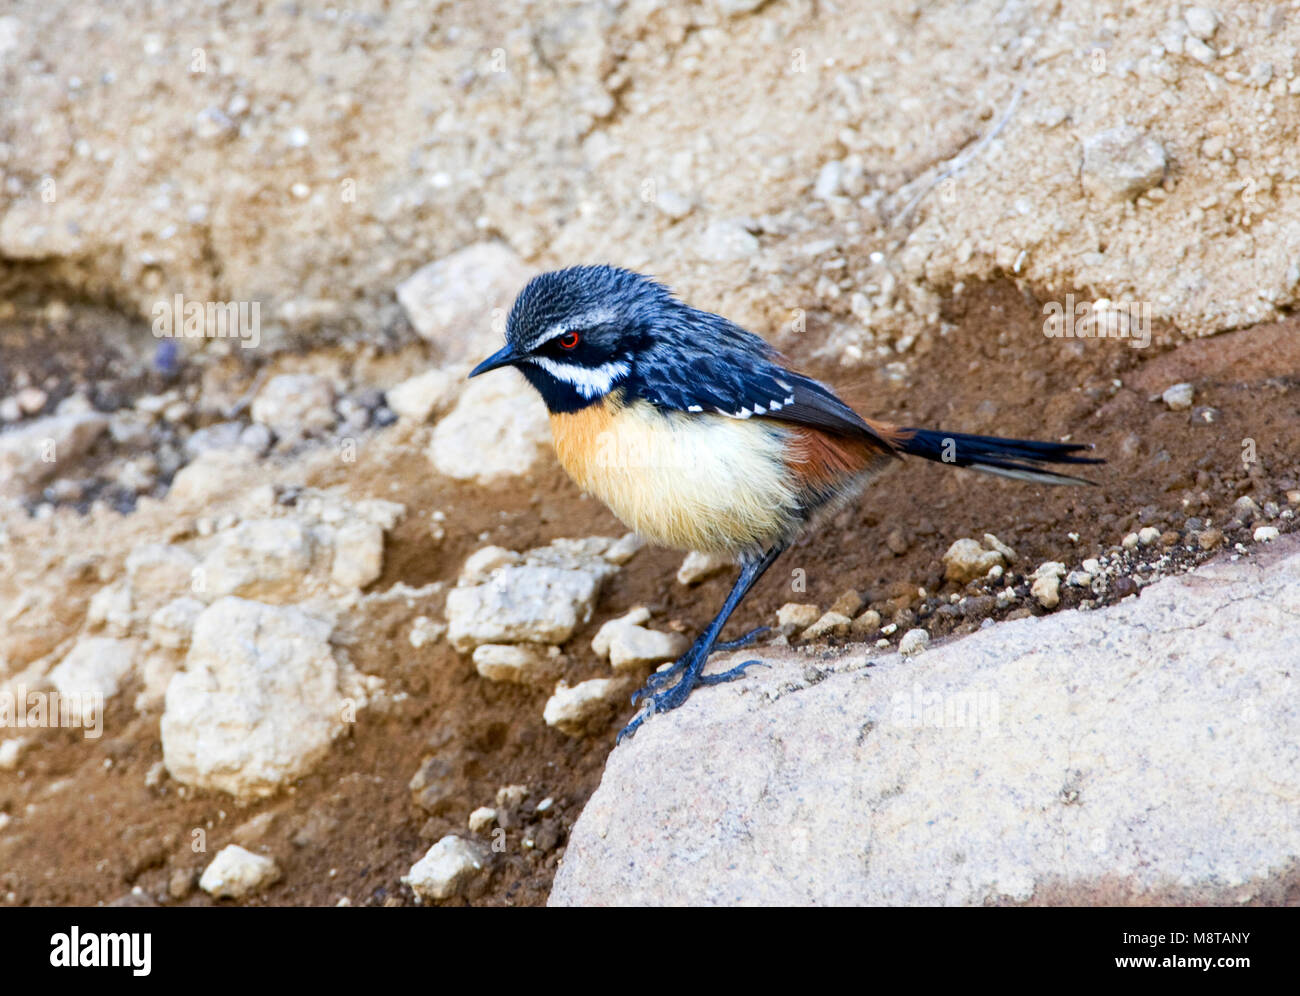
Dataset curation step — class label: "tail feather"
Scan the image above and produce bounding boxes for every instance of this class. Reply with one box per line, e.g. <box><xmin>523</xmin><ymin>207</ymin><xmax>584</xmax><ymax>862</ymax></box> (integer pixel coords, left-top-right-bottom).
<box><xmin>898</xmin><ymin>427</ymin><xmax>1102</xmax><ymax>486</ymax></box>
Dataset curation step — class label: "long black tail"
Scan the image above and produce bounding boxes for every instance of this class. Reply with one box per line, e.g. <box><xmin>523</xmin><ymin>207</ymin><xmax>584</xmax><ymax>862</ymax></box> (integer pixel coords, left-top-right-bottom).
<box><xmin>899</xmin><ymin>428</ymin><xmax>1102</xmax><ymax>486</ymax></box>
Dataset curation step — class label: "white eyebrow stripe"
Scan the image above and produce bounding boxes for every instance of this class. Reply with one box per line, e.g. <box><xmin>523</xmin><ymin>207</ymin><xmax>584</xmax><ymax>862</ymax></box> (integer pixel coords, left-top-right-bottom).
<box><xmin>529</xmin><ymin>307</ymin><xmax>619</xmax><ymax>349</ymax></box>
<box><xmin>523</xmin><ymin>355</ymin><xmax>630</xmax><ymax>398</ymax></box>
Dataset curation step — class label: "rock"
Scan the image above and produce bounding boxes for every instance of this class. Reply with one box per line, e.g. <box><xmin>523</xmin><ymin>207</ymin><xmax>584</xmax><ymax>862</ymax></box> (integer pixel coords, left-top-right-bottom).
<box><xmin>0</xmin><ymin>737</ymin><xmax>28</xmax><ymax>771</ymax></box>
<box><xmin>127</xmin><ymin>543</ymin><xmax>201</xmax><ymax>602</ymax></box>
<box><xmin>1137</xmin><ymin>527</ymin><xmax>1161</xmax><ymax>546</ymax></box>
<box><xmin>199</xmin><ymin>845</ymin><xmax>281</xmax><ymax>899</ymax></box>
<box><xmin>148</xmin><ymin>597</ymin><xmax>204</xmax><ymax>650</ymax></box>
<box><xmin>135</xmin><ymin>650</ymin><xmax>181</xmax><ymax>713</ymax></box>
<box><xmin>199</xmin><ymin>518</ymin><xmax>317</xmax><ymax>601</ymax></box>
<box><xmin>48</xmin><ymin>637</ymin><xmax>138</xmax><ymax>720</ymax></box>
<box><xmin>608</xmin><ymin>626</ymin><xmax>688</xmax><ymax>673</ymax></box>
<box><xmin>458</xmin><ymin>545</ymin><xmax>523</xmax><ymax>585</ymax></box>
<box><xmin>1254</xmin><ymin>526</ymin><xmax>1280</xmax><ymax>543</ymax></box>
<box><xmin>409</xmin><ymin>757</ymin><xmax>456</xmax><ymax>813</ymax></box>
<box><xmin>161</xmin><ymin>597</ymin><xmax>374</xmax><ymax>798</ymax></box>
<box><xmin>447</xmin><ymin>539</ymin><xmax>618</xmax><ymax>651</ymax></box>
<box><xmin>851</xmin><ymin>609</ymin><xmax>882</xmax><ymax>635</ymax></box>
<box><xmin>87</xmin><ymin>581</ymin><xmax>133</xmax><ymax>637</ymax></box>
<box><xmin>447</xmin><ymin>566</ymin><xmax>603</xmax><ymax>650</ymax></box>
<box><xmin>385</xmin><ymin>368</ymin><xmax>461</xmax><ymax>423</ymax></box>
<box><xmin>0</xmin><ymin>411</ymin><xmax>108</xmax><ymax>499</ymax></box>
<box><xmin>427</xmin><ymin>374</ymin><xmax>550</xmax><ymax>484</ymax></box>
<box><xmin>330</xmin><ymin>520</ymin><xmax>385</xmax><ymax>588</ymax></box>
<box><xmin>676</xmin><ymin>550</ymin><xmax>732</xmax><ymax>586</ymax></box>
<box><xmin>1081</xmin><ymin>125</ymin><xmax>1167</xmax><ymax>201</ymax></box>
<box><xmin>802</xmin><ymin>612</ymin><xmax>851</xmax><ymax>640</ymax></box>
<box><xmin>603</xmin><ymin>533</ymin><xmax>644</xmax><ymax>565</ymax></box>
<box><xmin>166</xmin><ymin>450</ymin><xmax>249</xmax><ymax>505</ymax></box>
<box><xmin>472</xmin><ymin>643</ymin><xmax>550</xmax><ymax>684</ymax></box>
<box><xmin>943</xmin><ymin>538</ymin><xmax>1004</xmax><ymax>583</ymax></box>
<box><xmin>697</xmin><ymin>219</ymin><xmax>759</xmax><ymax>261</ymax></box>
<box><xmin>396</xmin><ymin>243</ymin><xmax>534</xmax><ymax>365</ymax></box>
<box><xmin>885</xmin><ymin>529</ymin><xmax>909</xmax><ymax>555</ymax></box>
<box><xmin>1184</xmin><ymin>7</ymin><xmax>1218</xmax><ymax>40</ymax></box>
<box><xmin>468</xmin><ymin>807</ymin><xmax>497</xmax><ymax>833</ymax></box>
<box><xmin>982</xmin><ymin>534</ymin><xmax>1017</xmax><ymax>564</ymax></box>
<box><xmin>1184</xmin><ymin>35</ymin><xmax>1217</xmax><ymax>64</ymax></box>
<box><xmin>591</xmin><ymin>607</ymin><xmax>652</xmax><ymax>656</ymax></box>
<box><xmin>1233</xmin><ymin>496</ymin><xmax>1261</xmax><ymax>523</ymax></box>
<box><xmin>552</xmin><ymin>538</ymin><xmax>1300</xmax><ymax>905</ymax></box>
<box><xmin>776</xmin><ymin>603</ymin><xmax>821</xmax><ymax>630</ymax></box>
<box><xmin>409</xmin><ymin>616</ymin><xmax>446</xmax><ymax>648</ymax></box>
<box><xmin>543</xmin><ymin>679</ymin><xmax>623</xmax><ymax>736</ymax></box>
<box><xmin>1122</xmin><ymin>532</ymin><xmax>1140</xmax><ymax>550</ymax></box>
<box><xmin>830</xmin><ymin>589</ymin><xmax>864</xmax><ymax>618</ymax></box>
<box><xmin>402</xmin><ymin>835</ymin><xmax>487</xmax><ymax>902</ymax></box>
<box><xmin>1031</xmin><ymin>574</ymin><xmax>1061</xmax><ymax>609</ymax></box>
<box><xmin>1162</xmin><ymin>382</ymin><xmax>1194</xmax><ymax>411</ymax></box>
<box><xmin>898</xmin><ymin>628</ymin><xmax>929</xmax><ymax>655</ymax></box>
<box><xmin>250</xmin><ymin>373</ymin><xmax>336</xmax><ymax>438</ymax></box>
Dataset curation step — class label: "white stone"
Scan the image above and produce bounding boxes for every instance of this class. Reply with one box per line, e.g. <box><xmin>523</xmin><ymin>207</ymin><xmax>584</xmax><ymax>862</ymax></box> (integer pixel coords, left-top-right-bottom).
<box><xmin>776</xmin><ymin>603</ymin><xmax>821</xmax><ymax>630</ymax></box>
<box><xmin>448</xmin><ymin>566</ymin><xmax>603</xmax><ymax>650</ymax></box>
<box><xmin>251</xmin><ymin>373</ymin><xmax>336</xmax><ymax>437</ymax></box>
<box><xmin>87</xmin><ymin>581</ymin><xmax>133</xmax><ymax>637</ymax></box>
<box><xmin>1031</xmin><ymin>574</ymin><xmax>1061</xmax><ymax>609</ymax></box>
<box><xmin>553</xmin><ymin>542</ymin><xmax>1300</xmax><ymax>906</ymax></box>
<box><xmin>0</xmin><ymin>412</ymin><xmax>108</xmax><ymax>499</ymax></box>
<box><xmin>473</xmin><ymin>643</ymin><xmax>549</xmax><ymax>684</ymax></box>
<box><xmin>458</xmin><ymin>545</ymin><xmax>522</xmax><ymax>585</ymax></box>
<box><xmin>0</xmin><ymin>737</ymin><xmax>28</xmax><ymax>770</ymax></box>
<box><xmin>608</xmin><ymin>625</ymin><xmax>688</xmax><ymax>673</ymax></box>
<box><xmin>1254</xmin><ymin>526</ymin><xmax>1280</xmax><ymax>543</ymax></box>
<box><xmin>1081</xmin><ymin>125</ymin><xmax>1167</xmax><ymax>201</ymax></box>
<box><xmin>1184</xmin><ymin>7</ymin><xmax>1218</xmax><ymax>40</ymax></box>
<box><xmin>676</xmin><ymin>550</ymin><xmax>731</xmax><ymax>586</ymax></box>
<box><xmin>543</xmin><ymin>679</ymin><xmax>622</xmax><ymax>736</ymax></box>
<box><xmin>1162</xmin><ymin>382</ymin><xmax>1195</xmax><ymax>411</ymax></box>
<box><xmin>161</xmin><ymin>597</ymin><xmax>374</xmax><ymax>798</ymax></box>
<box><xmin>199</xmin><ymin>518</ymin><xmax>316</xmax><ymax>601</ymax></box>
<box><xmin>48</xmin><ymin>637</ymin><xmax>138</xmax><ymax>720</ymax></box>
<box><xmin>943</xmin><ymin>538</ymin><xmax>1005</xmax><ymax>583</ymax></box>
<box><xmin>148</xmin><ymin>596</ymin><xmax>205</xmax><ymax>650</ymax></box>
<box><xmin>1138</xmin><ymin>527</ymin><xmax>1161</xmax><ymax>546</ymax></box>
<box><xmin>468</xmin><ymin>807</ymin><xmax>497</xmax><ymax>833</ymax></box>
<box><xmin>898</xmin><ymin>628</ymin><xmax>929</xmax><ymax>655</ymax></box>
<box><xmin>403</xmin><ymin>835</ymin><xmax>487</xmax><ymax>901</ymax></box>
<box><xmin>591</xmin><ymin>607</ymin><xmax>652</xmax><ymax>657</ymax></box>
<box><xmin>386</xmin><ymin>367</ymin><xmax>461</xmax><ymax>423</ymax></box>
<box><xmin>1031</xmin><ymin>561</ymin><xmax>1067</xmax><ymax>580</ymax></box>
<box><xmin>330</xmin><ymin>520</ymin><xmax>385</xmax><ymax>588</ymax></box>
<box><xmin>428</xmin><ymin>374</ymin><xmax>550</xmax><ymax>484</ymax></box>
<box><xmin>396</xmin><ymin>243</ymin><xmax>534</xmax><ymax>364</ymax></box>
<box><xmin>126</xmin><ymin>543</ymin><xmax>201</xmax><ymax>602</ymax></box>
<box><xmin>199</xmin><ymin>845</ymin><xmax>281</xmax><ymax>899</ymax></box>
<box><xmin>803</xmin><ymin>612</ymin><xmax>852</xmax><ymax>640</ymax></box>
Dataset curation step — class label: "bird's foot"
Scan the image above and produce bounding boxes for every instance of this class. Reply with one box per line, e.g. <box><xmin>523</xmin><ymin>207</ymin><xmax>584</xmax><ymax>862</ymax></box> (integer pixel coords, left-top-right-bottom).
<box><xmin>697</xmin><ymin>658</ymin><xmax>768</xmax><ymax>685</ymax></box>
<box><xmin>629</xmin><ymin>626</ymin><xmax>770</xmax><ymax>704</ymax></box>
<box><xmin>620</xmin><ymin>651</ymin><xmax>769</xmax><ymax>743</ymax></box>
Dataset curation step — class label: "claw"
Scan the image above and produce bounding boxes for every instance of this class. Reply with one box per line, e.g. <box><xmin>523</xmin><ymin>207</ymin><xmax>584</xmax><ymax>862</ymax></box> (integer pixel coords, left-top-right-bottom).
<box><xmin>713</xmin><ymin>626</ymin><xmax>770</xmax><ymax>653</ymax></box>
<box><xmin>697</xmin><ymin>658</ymin><xmax>768</xmax><ymax>685</ymax></box>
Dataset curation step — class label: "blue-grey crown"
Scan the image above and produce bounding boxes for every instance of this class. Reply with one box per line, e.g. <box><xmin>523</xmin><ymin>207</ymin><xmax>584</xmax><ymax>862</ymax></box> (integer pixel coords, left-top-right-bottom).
<box><xmin>506</xmin><ymin>265</ymin><xmax>677</xmax><ymax>351</ymax></box>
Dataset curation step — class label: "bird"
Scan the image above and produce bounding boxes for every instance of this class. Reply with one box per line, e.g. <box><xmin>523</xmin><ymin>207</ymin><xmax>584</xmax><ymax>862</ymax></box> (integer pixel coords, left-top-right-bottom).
<box><xmin>469</xmin><ymin>265</ymin><xmax>1102</xmax><ymax>741</ymax></box>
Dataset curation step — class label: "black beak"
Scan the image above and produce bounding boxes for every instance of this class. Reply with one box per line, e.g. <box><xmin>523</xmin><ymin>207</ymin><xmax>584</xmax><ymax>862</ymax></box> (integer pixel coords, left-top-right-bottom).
<box><xmin>468</xmin><ymin>343</ymin><xmax>520</xmax><ymax>378</ymax></box>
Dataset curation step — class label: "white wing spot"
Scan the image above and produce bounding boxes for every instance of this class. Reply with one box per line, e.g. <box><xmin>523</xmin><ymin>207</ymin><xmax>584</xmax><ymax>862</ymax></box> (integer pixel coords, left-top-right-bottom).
<box><xmin>687</xmin><ymin>404</ymin><xmax>703</xmax><ymax>412</ymax></box>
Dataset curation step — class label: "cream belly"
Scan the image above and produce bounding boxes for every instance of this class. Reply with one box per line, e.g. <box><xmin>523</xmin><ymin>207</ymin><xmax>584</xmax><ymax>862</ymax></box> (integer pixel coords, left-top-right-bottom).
<box><xmin>550</xmin><ymin>397</ymin><xmax>800</xmax><ymax>556</ymax></box>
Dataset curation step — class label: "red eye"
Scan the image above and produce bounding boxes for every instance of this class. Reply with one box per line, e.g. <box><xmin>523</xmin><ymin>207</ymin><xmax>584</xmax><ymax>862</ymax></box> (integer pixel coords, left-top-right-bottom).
<box><xmin>558</xmin><ymin>331</ymin><xmax>580</xmax><ymax>350</ymax></box>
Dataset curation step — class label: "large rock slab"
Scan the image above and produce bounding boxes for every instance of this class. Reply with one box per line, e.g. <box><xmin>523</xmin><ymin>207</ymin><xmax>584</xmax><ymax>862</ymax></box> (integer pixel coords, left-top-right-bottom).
<box><xmin>551</xmin><ymin>540</ymin><xmax>1300</xmax><ymax>906</ymax></box>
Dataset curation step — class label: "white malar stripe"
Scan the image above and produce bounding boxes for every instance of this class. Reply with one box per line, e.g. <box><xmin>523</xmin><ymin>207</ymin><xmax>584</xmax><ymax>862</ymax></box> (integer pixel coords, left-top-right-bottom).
<box><xmin>526</xmin><ymin>355</ymin><xmax>630</xmax><ymax>398</ymax></box>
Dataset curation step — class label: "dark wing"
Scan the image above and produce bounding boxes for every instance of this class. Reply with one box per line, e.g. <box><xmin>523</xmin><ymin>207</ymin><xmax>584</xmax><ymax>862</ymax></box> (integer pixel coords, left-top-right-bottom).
<box><xmin>630</xmin><ymin>344</ymin><xmax>904</xmax><ymax>453</ymax></box>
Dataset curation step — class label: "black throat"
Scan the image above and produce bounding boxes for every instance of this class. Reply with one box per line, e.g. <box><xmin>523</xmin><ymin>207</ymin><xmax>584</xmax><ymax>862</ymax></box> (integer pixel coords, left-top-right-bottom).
<box><xmin>516</xmin><ymin>362</ymin><xmax>602</xmax><ymax>415</ymax></box>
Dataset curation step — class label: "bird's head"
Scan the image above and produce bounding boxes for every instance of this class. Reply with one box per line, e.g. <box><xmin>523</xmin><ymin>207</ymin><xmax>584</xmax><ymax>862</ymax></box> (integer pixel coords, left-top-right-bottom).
<box><xmin>468</xmin><ymin>265</ymin><xmax>678</xmax><ymax>413</ymax></box>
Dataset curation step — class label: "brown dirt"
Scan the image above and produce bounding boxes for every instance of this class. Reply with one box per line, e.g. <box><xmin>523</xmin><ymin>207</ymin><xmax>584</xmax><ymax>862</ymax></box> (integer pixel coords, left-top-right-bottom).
<box><xmin>2</xmin><ymin>280</ymin><xmax>1298</xmax><ymax>906</ymax></box>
